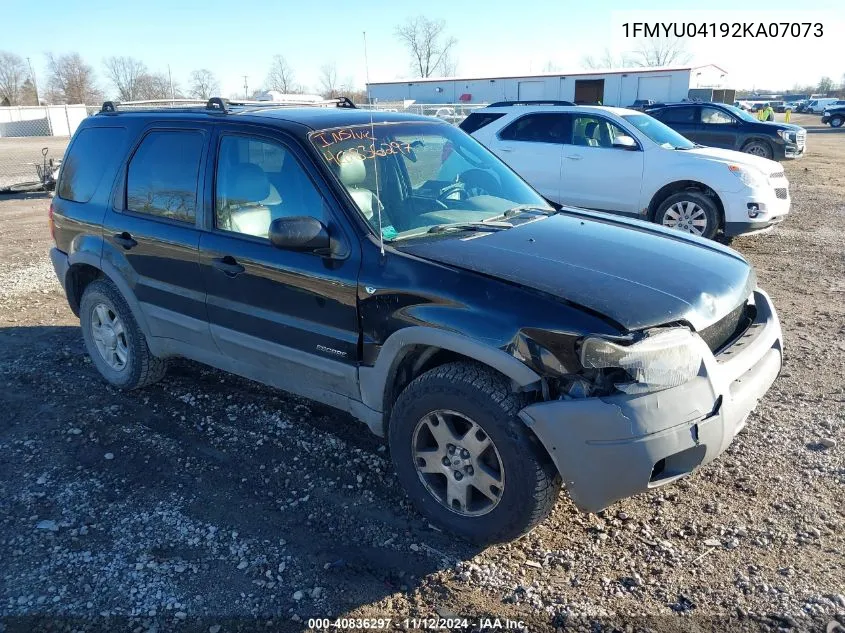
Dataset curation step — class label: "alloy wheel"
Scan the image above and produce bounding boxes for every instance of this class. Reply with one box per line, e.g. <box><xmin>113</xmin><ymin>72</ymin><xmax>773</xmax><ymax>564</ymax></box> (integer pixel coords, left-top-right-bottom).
<box><xmin>411</xmin><ymin>410</ymin><xmax>505</xmax><ymax>517</ymax></box>
<box><xmin>662</xmin><ymin>201</ymin><xmax>708</xmax><ymax>236</ymax></box>
<box><xmin>90</xmin><ymin>303</ymin><xmax>129</xmax><ymax>371</ymax></box>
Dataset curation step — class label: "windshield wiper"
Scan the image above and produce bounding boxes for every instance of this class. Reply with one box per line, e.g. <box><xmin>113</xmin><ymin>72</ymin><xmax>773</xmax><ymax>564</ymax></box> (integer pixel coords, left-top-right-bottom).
<box><xmin>427</xmin><ymin>221</ymin><xmax>512</xmax><ymax>234</ymax></box>
<box><xmin>501</xmin><ymin>205</ymin><xmax>557</xmax><ymax>218</ymax></box>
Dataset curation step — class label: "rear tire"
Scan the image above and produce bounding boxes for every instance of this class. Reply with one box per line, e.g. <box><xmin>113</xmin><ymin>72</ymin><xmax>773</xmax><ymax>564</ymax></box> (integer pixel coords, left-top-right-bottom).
<box><xmin>741</xmin><ymin>139</ymin><xmax>774</xmax><ymax>159</ymax></box>
<box><xmin>654</xmin><ymin>191</ymin><xmax>720</xmax><ymax>239</ymax></box>
<box><xmin>80</xmin><ymin>278</ymin><xmax>167</xmax><ymax>390</ymax></box>
<box><xmin>388</xmin><ymin>362</ymin><xmax>561</xmax><ymax>544</ymax></box>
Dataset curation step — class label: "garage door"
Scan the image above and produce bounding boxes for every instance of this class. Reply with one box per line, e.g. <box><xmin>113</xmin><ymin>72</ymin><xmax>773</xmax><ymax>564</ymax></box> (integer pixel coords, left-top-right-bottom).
<box><xmin>637</xmin><ymin>76</ymin><xmax>672</xmax><ymax>102</ymax></box>
<box><xmin>518</xmin><ymin>81</ymin><xmax>545</xmax><ymax>100</ymax></box>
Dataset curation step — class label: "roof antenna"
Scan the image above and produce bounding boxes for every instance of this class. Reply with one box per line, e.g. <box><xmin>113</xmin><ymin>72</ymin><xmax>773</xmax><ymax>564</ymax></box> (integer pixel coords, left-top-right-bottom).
<box><xmin>363</xmin><ymin>31</ymin><xmax>385</xmax><ymax>256</ymax></box>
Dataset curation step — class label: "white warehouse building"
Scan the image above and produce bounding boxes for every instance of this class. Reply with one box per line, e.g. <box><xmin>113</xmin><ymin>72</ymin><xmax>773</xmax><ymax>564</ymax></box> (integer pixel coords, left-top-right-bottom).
<box><xmin>367</xmin><ymin>65</ymin><xmax>728</xmax><ymax>106</ymax></box>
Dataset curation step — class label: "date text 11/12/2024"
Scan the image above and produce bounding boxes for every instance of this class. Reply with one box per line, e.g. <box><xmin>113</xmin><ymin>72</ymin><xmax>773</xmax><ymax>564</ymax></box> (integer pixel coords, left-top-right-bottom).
<box><xmin>306</xmin><ymin>617</ymin><xmax>527</xmax><ymax>630</ymax></box>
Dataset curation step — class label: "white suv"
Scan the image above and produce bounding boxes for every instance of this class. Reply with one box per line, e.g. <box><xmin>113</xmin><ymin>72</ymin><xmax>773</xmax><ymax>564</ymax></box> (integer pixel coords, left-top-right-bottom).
<box><xmin>455</xmin><ymin>102</ymin><xmax>791</xmax><ymax>240</ymax></box>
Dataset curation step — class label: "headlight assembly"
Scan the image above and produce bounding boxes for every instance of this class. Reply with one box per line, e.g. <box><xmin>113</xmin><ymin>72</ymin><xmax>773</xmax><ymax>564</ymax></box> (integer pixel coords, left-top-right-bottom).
<box><xmin>728</xmin><ymin>164</ymin><xmax>766</xmax><ymax>189</ymax></box>
<box><xmin>776</xmin><ymin>129</ymin><xmax>796</xmax><ymax>143</ymax></box>
<box><xmin>580</xmin><ymin>328</ymin><xmax>703</xmax><ymax>395</ymax></box>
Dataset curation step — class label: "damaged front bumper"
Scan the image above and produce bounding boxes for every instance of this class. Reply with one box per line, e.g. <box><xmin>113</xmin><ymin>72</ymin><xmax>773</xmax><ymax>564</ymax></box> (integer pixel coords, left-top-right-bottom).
<box><xmin>518</xmin><ymin>289</ymin><xmax>783</xmax><ymax>513</ymax></box>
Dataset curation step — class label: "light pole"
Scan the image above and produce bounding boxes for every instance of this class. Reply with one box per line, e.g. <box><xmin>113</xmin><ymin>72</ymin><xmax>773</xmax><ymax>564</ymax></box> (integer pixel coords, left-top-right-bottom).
<box><xmin>27</xmin><ymin>57</ymin><xmax>40</xmax><ymax>105</ymax></box>
<box><xmin>243</xmin><ymin>75</ymin><xmax>249</xmax><ymax>99</ymax></box>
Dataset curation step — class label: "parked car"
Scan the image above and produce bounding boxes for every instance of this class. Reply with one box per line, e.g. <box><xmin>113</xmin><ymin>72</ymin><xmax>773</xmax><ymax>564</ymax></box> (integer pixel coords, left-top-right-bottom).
<box><xmin>821</xmin><ymin>104</ymin><xmax>845</xmax><ymax>128</ymax></box>
<box><xmin>646</xmin><ymin>102</ymin><xmax>806</xmax><ymax>160</ymax></box>
<box><xmin>626</xmin><ymin>99</ymin><xmax>656</xmax><ymax>111</ymax></box>
<box><xmin>458</xmin><ymin>102</ymin><xmax>791</xmax><ymax>240</ymax></box>
<box><xmin>806</xmin><ymin>98</ymin><xmax>840</xmax><ymax>114</ymax></box>
<box><xmin>49</xmin><ymin>98</ymin><xmax>784</xmax><ymax>544</ymax></box>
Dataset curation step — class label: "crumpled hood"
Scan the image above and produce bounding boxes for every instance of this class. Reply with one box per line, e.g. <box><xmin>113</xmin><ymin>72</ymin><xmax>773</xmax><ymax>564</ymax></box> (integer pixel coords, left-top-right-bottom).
<box><xmin>683</xmin><ymin>146</ymin><xmax>782</xmax><ymax>173</ymax></box>
<box><xmin>399</xmin><ymin>211</ymin><xmax>756</xmax><ymax>332</ymax></box>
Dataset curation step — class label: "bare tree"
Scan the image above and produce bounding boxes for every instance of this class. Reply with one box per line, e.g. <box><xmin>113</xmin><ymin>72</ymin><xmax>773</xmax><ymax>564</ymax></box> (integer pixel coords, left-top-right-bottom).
<box><xmin>103</xmin><ymin>56</ymin><xmax>147</xmax><ymax>101</ymax></box>
<box><xmin>581</xmin><ymin>48</ymin><xmax>631</xmax><ymax>70</ymax></box>
<box><xmin>136</xmin><ymin>72</ymin><xmax>181</xmax><ymax>100</ymax></box>
<box><xmin>395</xmin><ymin>16</ymin><xmax>457</xmax><ymax>78</ymax></box>
<box><xmin>0</xmin><ymin>51</ymin><xmax>27</xmax><ymax>105</ymax></box>
<box><xmin>20</xmin><ymin>78</ymin><xmax>38</xmax><ymax>105</ymax></box>
<box><xmin>542</xmin><ymin>60</ymin><xmax>560</xmax><ymax>73</ymax></box>
<box><xmin>318</xmin><ymin>63</ymin><xmax>339</xmax><ymax>98</ymax></box>
<box><xmin>817</xmin><ymin>76</ymin><xmax>834</xmax><ymax>94</ymax></box>
<box><xmin>189</xmin><ymin>68</ymin><xmax>219</xmax><ymax>99</ymax></box>
<box><xmin>45</xmin><ymin>52</ymin><xmax>102</xmax><ymax>104</ymax></box>
<box><xmin>630</xmin><ymin>37</ymin><xmax>691</xmax><ymax>67</ymax></box>
<box><xmin>441</xmin><ymin>51</ymin><xmax>458</xmax><ymax>77</ymax></box>
<box><xmin>266</xmin><ymin>55</ymin><xmax>298</xmax><ymax>93</ymax></box>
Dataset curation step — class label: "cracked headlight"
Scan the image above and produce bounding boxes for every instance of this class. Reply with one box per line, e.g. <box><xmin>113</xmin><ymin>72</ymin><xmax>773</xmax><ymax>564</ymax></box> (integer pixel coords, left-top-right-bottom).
<box><xmin>580</xmin><ymin>328</ymin><xmax>703</xmax><ymax>395</ymax></box>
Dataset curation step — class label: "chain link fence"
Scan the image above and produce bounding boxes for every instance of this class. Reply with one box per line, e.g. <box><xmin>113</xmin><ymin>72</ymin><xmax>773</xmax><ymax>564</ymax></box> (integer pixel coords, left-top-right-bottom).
<box><xmin>0</xmin><ymin>105</ymin><xmax>88</xmax><ymax>191</ymax></box>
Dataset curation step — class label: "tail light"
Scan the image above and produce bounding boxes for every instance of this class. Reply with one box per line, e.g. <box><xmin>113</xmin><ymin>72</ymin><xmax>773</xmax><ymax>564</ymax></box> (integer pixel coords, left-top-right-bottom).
<box><xmin>48</xmin><ymin>201</ymin><xmax>56</xmax><ymax>243</ymax></box>
<box><xmin>440</xmin><ymin>141</ymin><xmax>454</xmax><ymax>164</ymax></box>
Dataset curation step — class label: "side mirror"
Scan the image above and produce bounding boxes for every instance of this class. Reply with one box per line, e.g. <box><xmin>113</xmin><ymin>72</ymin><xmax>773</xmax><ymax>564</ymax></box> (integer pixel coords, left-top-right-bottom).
<box><xmin>612</xmin><ymin>135</ymin><xmax>638</xmax><ymax>150</ymax></box>
<box><xmin>268</xmin><ymin>216</ymin><xmax>331</xmax><ymax>253</ymax></box>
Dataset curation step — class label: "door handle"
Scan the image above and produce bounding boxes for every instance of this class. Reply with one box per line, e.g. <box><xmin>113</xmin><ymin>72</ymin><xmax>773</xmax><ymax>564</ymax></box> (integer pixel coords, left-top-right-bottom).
<box><xmin>499</xmin><ymin>147</ymin><xmax>514</xmax><ymax>152</ymax></box>
<box><xmin>113</xmin><ymin>232</ymin><xmax>137</xmax><ymax>249</ymax></box>
<box><xmin>565</xmin><ymin>154</ymin><xmax>583</xmax><ymax>161</ymax></box>
<box><xmin>211</xmin><ymin>256</ymin><xmax>245</xmax><ymax>277</ymax></box>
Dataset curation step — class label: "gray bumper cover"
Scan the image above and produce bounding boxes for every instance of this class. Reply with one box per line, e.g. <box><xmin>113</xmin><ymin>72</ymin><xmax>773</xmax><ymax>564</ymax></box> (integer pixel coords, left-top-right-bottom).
<box><xmin>519</xmin><ymin>289</ymin><xmax>783</xmax><ymax>513</ymax></box>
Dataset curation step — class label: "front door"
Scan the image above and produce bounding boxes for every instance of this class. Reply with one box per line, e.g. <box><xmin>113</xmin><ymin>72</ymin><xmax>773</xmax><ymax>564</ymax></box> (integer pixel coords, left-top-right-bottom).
<box><xmin>696</xmin><ymin>106</ymin><xmax>740</xmax><ymax>150</ymax></box>
<box><xmin>198</xmin><ymin>127</ymin><xmax>362</xmax><ymax>400</ymax></box>
<box><xmin>486</xmin><ymin>112</ymin><xmax>566</xmax><ymax>202</ymax></box>
<box><xmin>560</xmin><ymin>114</ymin><xmax>644</xmax><ymax>215</ymax></box>
<box><xmin>102</xmin><ymin>124</ymin><xmax>212</xmax><ymax>350</ymax></box>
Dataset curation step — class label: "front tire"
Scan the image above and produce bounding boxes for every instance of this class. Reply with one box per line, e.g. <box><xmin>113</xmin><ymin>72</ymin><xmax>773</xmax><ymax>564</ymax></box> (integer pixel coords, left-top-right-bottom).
<box><xmin>741</xmin><ymin>139</ymin><xmax>774</xmax><ymax>159</ymax></box>
<box><xmin>80</xmin><ymin>278</ymin><xmax>167</xmax><ymax>390</ymax></box>
<box><xmin>830</xmin><ymin>115</ymin><xmax>844</xmax><ymax>128</ymax></box>
<box><xmin>654</xmin><ymin>191</ymin><xmax>720</xmax><ymax>239</ymax></box>
<box><xmin>388</xmin><ymin>362</ymin><xmax>561</xmax><ymax>544</ymax></box>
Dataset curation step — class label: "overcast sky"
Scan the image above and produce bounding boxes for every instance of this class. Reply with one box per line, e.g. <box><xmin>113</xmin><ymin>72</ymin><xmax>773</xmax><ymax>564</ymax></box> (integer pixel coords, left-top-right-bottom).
<box><xmin>2</xmin><ymin>0</ymin><xmax>842</xmax><ymax>99</ymax></box>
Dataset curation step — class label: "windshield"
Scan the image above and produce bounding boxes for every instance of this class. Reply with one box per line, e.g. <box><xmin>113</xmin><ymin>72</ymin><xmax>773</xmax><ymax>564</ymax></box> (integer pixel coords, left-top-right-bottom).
<box><xmin>722</xmin><ymin>104</ymin><xmax>757</xmax><ymax>122</ymax></box>
<box><xmin>310</xmin><ymin>121</ymin><xmax>551</xmax><ymax>241</ymax></box>
<box><xmin>621</xmin><ymin>113</ymin><xmax>695</xmax><ymax>149</ymax></box>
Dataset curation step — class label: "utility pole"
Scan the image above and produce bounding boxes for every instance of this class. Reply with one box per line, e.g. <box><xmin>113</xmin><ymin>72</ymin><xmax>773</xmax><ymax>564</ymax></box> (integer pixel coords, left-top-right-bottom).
<box><xmin>168</xmin><ymin>64</ymin><xmax>175</xmax><ymax>103</ymax></box>
<box><xmin>243</xmin><ymin>75</ymin><xmax>249</xmax><ymax>99</ymax></box>
<box><xmin>26</xmin><ymin>57</ymin><xmax>40</xmax><ymax>105</ymax></box>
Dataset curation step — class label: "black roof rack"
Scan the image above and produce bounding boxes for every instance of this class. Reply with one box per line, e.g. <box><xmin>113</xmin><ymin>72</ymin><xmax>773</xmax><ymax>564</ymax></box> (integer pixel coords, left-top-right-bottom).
<box><xmin>488</xmin><ymin>100</ymin><xmax>575</xmax><ymax>107</ymax></box>
<box><xmin>99</xmin><ymin>96</ymin><xmax>358</xmax><ymax>115</ymax></box>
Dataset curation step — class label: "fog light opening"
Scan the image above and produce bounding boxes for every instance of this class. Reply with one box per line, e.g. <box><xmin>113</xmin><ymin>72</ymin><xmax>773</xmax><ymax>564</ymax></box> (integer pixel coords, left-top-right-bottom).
<box><xmin>747</xmin><ymin>203</ymin><xmax>760</xmax><ymax>219</ymax></box>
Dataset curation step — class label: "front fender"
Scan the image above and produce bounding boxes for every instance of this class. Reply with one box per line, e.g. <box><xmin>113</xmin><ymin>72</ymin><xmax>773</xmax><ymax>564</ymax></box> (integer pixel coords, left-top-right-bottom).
<box><xmin>358</xmin><ymin>326</ymin><xmax>543</xmax><ymax>414</ymax></box>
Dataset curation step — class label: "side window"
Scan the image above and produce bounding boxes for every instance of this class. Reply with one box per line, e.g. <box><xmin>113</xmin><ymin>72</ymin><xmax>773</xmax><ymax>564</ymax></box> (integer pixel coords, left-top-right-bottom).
<box><xmin>659</xmin><ymin>107</ymin><xmax>697</xmax><ymax>124</ymax></box>
<box><xmin>499</xmin><ymin>113</ymin><xmax>569</xmax><ymax>144</ymax></box>
<box><xmin>126</xmin><ymin>131</ymin><xmax>203</xmax><ymax>223</ymax></box>
<box><xmin>459</xmin><ymin>112</ymin><xmax>505</xmax><ymax>134</ymax></box>
<box><xmin>215</xmin><ymin>135</ymin><xmax>325</xmax><ymax>239</ymax></box>
<box><xmin>571</xmin><ymin>116</ymin><xmax>628</xmax><ymax>148</ymax></box>
<box><xmin>58</xmin><ymin>127</ymin><xmax>127</xmax><ymax>203</ymax></box>
<box><xmin>701</xmin><ymin>107</ymin><xmax>735</xmax><ymax>125</ymax></box>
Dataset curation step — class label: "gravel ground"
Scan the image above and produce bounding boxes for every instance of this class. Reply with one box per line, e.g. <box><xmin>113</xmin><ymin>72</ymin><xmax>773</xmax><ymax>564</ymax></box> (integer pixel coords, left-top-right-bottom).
<box><xmin>0</xmin><ymin>116</ymin><xmax>843</xmax><ymax>633</ymax></box>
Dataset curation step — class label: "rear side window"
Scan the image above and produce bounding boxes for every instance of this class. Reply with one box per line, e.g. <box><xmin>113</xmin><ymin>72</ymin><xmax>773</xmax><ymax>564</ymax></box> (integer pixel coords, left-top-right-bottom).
<box><xmin>459</xmin><ymin>112</ymin><xmax>505</xmax><ymax>134</ymax></box>
<box><xmin>657</xmin><ymin>107</ymin><xmax>697</xmax><ymax>124</ymax></box>
<box><xmin>58</xmin><ymin>127</ymin><xmax>127</xmax><ymax>203</ymax></box>
<box><xmin>126</xmin><ymin>130</ymin><xmax>204</xmax><ymax>223</ymax></box>
<box><xmin>499</xmin><ymin>113</ymin><xmax>569</xmax><ymax>143</ymax></box>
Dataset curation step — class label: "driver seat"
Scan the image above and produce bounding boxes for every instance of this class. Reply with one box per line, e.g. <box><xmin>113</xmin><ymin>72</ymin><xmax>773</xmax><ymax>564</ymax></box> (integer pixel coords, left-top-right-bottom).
<box><xmin>337</xmin><ymin>151</ymin><xmax>383</xmax><ymax>222</ymax></box>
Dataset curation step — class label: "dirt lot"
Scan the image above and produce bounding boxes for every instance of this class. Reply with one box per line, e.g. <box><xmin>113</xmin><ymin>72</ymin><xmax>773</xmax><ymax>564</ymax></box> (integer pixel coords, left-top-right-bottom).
<box><xmin>1</xmin><ymin>116</ymin><xmax>843</xmax><ymax>632</ymax></box>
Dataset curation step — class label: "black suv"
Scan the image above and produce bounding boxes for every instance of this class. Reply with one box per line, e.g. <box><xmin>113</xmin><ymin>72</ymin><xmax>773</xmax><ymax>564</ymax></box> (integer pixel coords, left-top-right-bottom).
<box><xmin>646</xmin><ymin>102</ymin><xmax>806</xmax><ymax>160</ymax></box>
<box><xmin>49</xmin><ymin>98</ymin><xmax>784</xmax><ymax>543</ymax></box>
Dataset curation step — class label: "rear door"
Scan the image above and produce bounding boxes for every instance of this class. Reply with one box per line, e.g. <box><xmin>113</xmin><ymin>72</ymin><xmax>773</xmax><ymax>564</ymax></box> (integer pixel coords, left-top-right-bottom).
<box><xmin>653</xmin><ymin>106</ymin><xmax>700</xmax><ymax>142</ymax></box>
<box><xmin>198</xmin><ymin>124</ymin><xmax>362</xmax><ymax>400</ymax></box>
<box><xmin>484</xmin><ymin>112</ymin><xmax>566</xmax><ymax>202</ymax></box>
<box><xmin>102</xmin><ymin>122</ymin><xmax>213</xmax><ymax>351</ymax></box>
<box><xmin>559</xmin><ymin>114</ymin><xmax>644</xmax><ymax>215</ymax></box>
<box><xmin>697</xmin><ymin>106</ymin><xmax>740</xmax><ymax>150</ymax></box>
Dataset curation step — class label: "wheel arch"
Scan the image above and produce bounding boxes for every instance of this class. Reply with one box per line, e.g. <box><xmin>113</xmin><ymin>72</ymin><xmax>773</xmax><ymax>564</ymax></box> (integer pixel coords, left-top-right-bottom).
<box><xmin>358</xmin><ymin>327</ymin><xmax>543</xmax><ymax>436</ymax></box>
<box><xmin>65</xmin><ymin>251</ymin><xmax>153</xmax><ymax>342</ymax></box>
<box><xmin>648</xmin><ymin>180</ymin><xmax>725</xmax><ymax>229</ymax></box>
